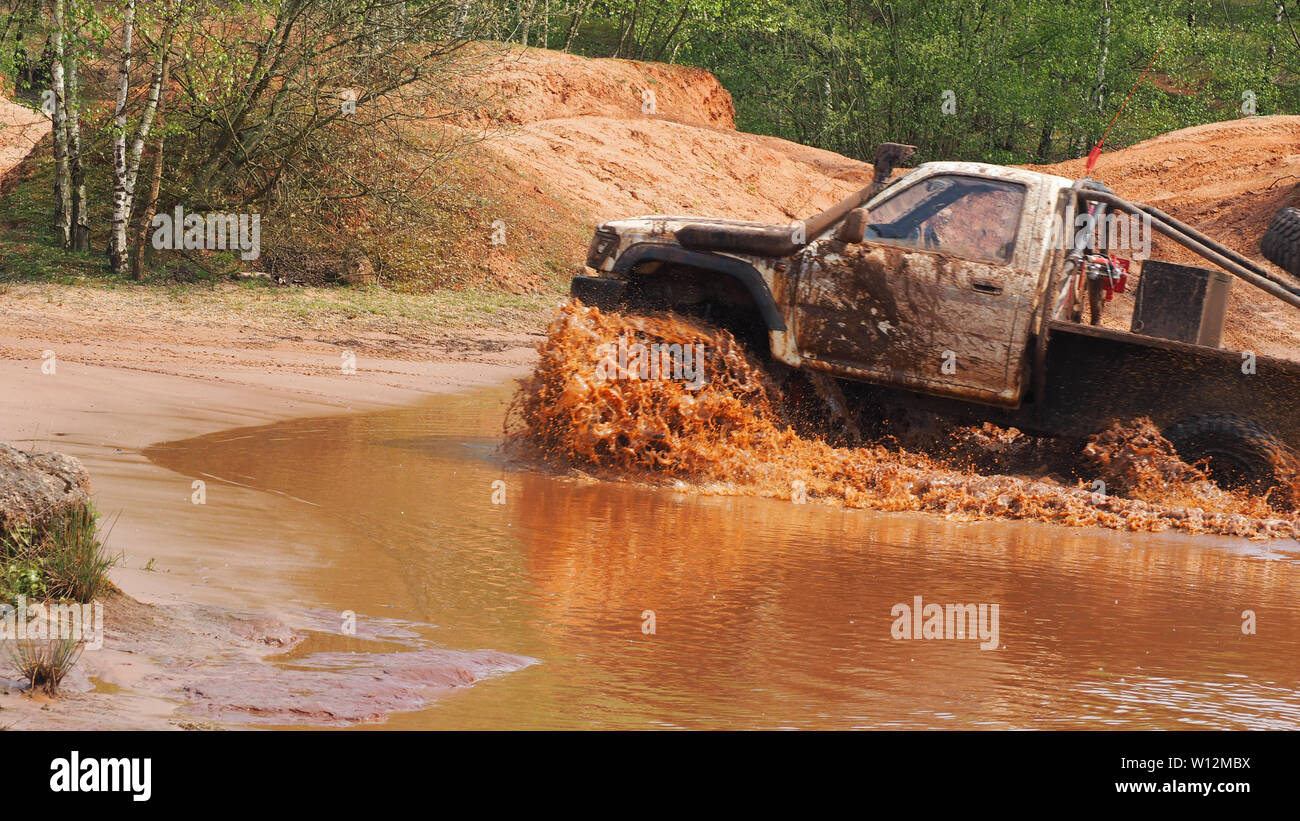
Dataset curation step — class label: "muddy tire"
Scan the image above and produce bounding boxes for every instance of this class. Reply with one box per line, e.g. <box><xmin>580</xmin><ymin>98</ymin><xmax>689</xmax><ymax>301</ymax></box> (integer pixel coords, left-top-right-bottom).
<box><xmin>1163</xmin><ymin>414</ymin><xmax>1296</xmax><ymax>497</ymax></box>
<box><xmin>767</xmin><ymin>363</ymin><xmax>841</xmax><ymax>440</ymax></box>
<box><xmin>1260</xmin><ymin>206</ymin><xmax>1300</xmax><ymax>282</ymax></box>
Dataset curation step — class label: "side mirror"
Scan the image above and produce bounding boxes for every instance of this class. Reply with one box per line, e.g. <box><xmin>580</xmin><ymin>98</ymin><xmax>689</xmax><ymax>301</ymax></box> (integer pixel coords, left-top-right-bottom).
<box><xmin>835</xmin><ymin>208</ymin><xmax>870</xmax><ymax>244</ymax></box>
<box><xmin>872</xmin><ymin>143</ymin><xmax>917</xmax><ymax>187</ymax></box>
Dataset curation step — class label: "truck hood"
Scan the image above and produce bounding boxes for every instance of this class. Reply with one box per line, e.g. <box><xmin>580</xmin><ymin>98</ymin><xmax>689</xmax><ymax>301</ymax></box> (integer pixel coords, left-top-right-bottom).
<box><xmin>597</xmin><ymin>215</ymin><xmax>792</xmax><ymax>238</ymax></box>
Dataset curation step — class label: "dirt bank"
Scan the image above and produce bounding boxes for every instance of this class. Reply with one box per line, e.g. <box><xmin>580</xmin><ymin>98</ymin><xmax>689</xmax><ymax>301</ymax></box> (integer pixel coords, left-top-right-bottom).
<box><xmin>0</xmin><ymin>95</ymin><xmax>47</xmax><ymax>180</ymax></box>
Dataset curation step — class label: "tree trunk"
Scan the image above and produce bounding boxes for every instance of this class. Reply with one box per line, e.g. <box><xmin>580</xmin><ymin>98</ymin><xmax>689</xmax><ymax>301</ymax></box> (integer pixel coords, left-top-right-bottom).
<box><xmin>1036</xmin><ymin>118</ymin><xmax>1054</xmax><ymax>162</ymax></box>
<box><xmin>131</xmin><ymin>42</ymin><xmax>171</xmax><ymax>281</ymax></box>
<box><xmin>563</xmin><ymin>0</ymin><xmax>591</xmax><ymax>52</ymax></box>
<box><xmin>108</xmin><ymin>0</ymin><xmax>136</xmax><ymax>274</ymax></box>
<box><xmin>50</xmin><ymin>0</ymin><xmax>72</xmax><ymax>249</ymax></box>
<box><xmin>109</xmin><ymin>0</ymin><xmax>165</xmax><ymax>277</ymax></box>
<box><xmin>65</xmin><ymin>7</ymin><xmax>89</xmax><ymax>253</ymax></box>
<box><xmin>453</xmin><ymin>0</ymin><xmax>470</xmax><ymax>37</ymax></box>
<box><xmin>614</xmin><ymin>1</ymin><xmax>642</xmax><ymax>58</ymax></box>
<box><xmin>1092</xmin><ymin>0</ymin><xmax>1111</xmax><ymax>115</ymax></box>
<box><xmin>520</xmin><ymin>0</ymin><xmax>537</xmax><ymax>47</ymax></box>
<box><xmin>652</xmin><ymin>1</ymin><xmax>691</xmax><ymax>62</ymax></box>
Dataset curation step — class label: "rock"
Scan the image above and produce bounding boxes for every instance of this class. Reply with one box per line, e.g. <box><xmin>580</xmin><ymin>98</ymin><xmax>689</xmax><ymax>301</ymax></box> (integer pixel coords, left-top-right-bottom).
<box><xmin>0</xmin><ymin>442</ymin><xmax>91</xmax><ymax>537</ymax></box>
<box><xmin>339</xmin><ymin>250</ymin><xmax>377</xmax><ymax>286</ymax></box>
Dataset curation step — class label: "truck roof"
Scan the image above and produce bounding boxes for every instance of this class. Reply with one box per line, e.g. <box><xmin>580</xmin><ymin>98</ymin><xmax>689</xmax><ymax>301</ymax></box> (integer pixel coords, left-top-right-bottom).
<box><xmin>902</xmin><ymin>161</ymin><xmax>1075</xmax><ymax>194</ymax></box>
<box><xmin>595</xmin><ymin>161</ymin><xmax>1079</xmax><ymax>233</ymax></box>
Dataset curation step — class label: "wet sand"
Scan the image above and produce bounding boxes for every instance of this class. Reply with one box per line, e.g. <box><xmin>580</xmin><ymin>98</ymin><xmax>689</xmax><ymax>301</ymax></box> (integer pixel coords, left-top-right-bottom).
<box><xmin>0</xmin><ymin>289</ymin><xmax>543</xmax><ymax>728</ymax></box>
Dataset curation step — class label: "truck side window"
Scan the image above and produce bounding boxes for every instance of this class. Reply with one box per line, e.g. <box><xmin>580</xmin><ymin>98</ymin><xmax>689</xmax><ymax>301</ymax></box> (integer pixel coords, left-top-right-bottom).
<box><xmin>863</xmin><ymin>175</ymin><xmax>1026</xmax><ymax>264</ymax></box>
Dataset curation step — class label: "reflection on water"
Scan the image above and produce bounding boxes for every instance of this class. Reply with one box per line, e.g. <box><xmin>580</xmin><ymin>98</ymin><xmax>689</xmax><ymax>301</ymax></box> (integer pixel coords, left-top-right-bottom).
<box><xmin>144</xmin><ymin>387</ymin><xmax>1300</xmax><ymax>729</ymax></box>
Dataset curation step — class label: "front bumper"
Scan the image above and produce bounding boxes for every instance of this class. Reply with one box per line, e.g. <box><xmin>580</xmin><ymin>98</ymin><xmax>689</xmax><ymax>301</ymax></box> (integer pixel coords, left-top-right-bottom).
<box><xmin>570</xmin><ymin>275</ymin><xmax>628</xmax><ymax>310</ymax></box>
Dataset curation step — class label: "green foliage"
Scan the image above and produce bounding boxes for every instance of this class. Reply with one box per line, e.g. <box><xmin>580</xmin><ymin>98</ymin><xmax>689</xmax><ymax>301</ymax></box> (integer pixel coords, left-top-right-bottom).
<box><xmin>2</xmin><ymin>552</ymin><xmax>48</xmax><ymax>599</ymax></box>
<box><xmin>0</xmin><ymin>505</ymin><xmax>114</xmax><ymax>603</ymax></box>
<box><xmin>557</xmin><ymin>0</ymin><xmax>1300</xmax><ymax>165</ymax></box>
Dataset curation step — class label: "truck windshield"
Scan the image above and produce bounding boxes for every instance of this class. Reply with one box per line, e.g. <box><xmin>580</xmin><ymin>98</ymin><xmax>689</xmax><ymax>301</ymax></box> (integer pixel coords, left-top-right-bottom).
<box><xmin>863</xmin><ymin>175</ymin><xmax>1026</xmax><ymax>263</ymax></box>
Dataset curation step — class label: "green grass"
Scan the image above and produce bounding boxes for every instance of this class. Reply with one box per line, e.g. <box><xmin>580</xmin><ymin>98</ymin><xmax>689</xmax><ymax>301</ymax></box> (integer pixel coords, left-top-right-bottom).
<box><xmin>0</xmin><ymin>505</ymin><xmax>116</xmax><ymax>604</ymax></box>
<box><xmin>277</xmin><ymin>283</ymin><xmax>562</xmax><ymax>325</ymax></box>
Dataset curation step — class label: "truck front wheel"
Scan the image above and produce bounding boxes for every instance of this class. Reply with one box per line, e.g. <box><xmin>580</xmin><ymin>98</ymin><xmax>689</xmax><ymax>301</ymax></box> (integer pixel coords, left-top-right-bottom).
<box><xmin>1163</xmin><ymin>414</ymin><xmax>1297</xmax><ymax>504</ymax></box>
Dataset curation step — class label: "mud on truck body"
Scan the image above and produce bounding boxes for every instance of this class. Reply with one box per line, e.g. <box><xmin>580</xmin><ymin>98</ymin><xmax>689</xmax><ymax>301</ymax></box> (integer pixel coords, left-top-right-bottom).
<box><xmin>571</xmin><ymin>144</ymin><xmax>1300</xmax><ymax>497</ymax></box>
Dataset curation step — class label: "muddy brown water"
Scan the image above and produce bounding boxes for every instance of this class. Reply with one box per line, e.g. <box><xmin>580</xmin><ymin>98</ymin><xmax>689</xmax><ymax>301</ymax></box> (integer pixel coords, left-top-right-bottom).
<box><xmin>143</xmin><ymin>386</ymin><xmax>1300</xmax><ymax>729</ymax></box>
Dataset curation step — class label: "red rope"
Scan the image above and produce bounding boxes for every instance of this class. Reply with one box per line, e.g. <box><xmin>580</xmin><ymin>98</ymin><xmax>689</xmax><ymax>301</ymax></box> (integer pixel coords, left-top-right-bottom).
<box><xmin>1086</xmin><ymin>42</ymin><xmax>1166</xmax><ymax>176</ymax></box>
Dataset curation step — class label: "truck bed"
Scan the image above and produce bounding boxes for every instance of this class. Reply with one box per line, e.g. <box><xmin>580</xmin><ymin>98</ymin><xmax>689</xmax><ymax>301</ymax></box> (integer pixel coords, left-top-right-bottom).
<box><xmin>1034</xmin><ymin>320</ymin><xmax>1300</xmax><ymax>448</ymax></box>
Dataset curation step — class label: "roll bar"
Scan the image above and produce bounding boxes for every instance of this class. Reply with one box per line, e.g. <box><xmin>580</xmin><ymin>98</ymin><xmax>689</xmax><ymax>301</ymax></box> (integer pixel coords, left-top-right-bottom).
<box><xmin>1072</xmin><ymin>185</ymin><xmax>1300</xmax><ymax>311</ymax></box>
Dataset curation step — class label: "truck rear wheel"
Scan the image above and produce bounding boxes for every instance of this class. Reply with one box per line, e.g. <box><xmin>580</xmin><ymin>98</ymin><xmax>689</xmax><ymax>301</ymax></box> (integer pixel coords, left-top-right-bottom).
<box><xmin>1260</xmin><ymin>206</ymin><xmax>1300</xmax><ymax>282</ymax></box>
<box><xmin>1163</xmin><ymin>414</ymin><xmax>1297</xmax><ymax>502</ymax></box>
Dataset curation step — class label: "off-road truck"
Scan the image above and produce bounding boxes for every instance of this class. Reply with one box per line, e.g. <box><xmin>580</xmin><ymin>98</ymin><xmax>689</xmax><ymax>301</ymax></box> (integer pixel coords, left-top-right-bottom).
<box><xmin>571</xmin><ymin>144</ymin><xmax>1300</xmax><ymax>495</ymax></box>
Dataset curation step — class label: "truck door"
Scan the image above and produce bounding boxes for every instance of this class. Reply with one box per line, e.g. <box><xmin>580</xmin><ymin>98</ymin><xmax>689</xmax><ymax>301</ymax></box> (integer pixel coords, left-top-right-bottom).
<box><xmin>792</xmin><ymin>173</ymin><xmax>1035</xmax><ymax>407</ymax></box>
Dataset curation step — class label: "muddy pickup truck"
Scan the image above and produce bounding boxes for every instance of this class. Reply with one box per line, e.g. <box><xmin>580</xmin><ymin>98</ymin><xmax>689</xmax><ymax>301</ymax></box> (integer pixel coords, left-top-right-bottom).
<box><xmin>571</xmin><ymin>144</ymin><xmax>1300</xmax><ymax>495</ymax></box>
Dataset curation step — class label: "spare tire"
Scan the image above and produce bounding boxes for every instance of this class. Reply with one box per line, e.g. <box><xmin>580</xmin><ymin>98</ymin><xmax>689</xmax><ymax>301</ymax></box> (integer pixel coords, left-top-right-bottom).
<box><xmin>1163</xmin><ymin>414</ymin><xmax>1297</xmax><ymax>501</ymax></box>
<box><xmin>1260</xmin><ymin>206</ymin><xmax>1300</xmax><ymax>281</ymax></box>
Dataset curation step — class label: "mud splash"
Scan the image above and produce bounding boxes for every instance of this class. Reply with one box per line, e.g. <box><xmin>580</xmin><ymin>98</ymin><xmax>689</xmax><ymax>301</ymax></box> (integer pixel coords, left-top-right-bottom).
<box><xmin>510</xmin><ymin>301</ymin><xmax>1300</xmax><ymax>540</ymax></box>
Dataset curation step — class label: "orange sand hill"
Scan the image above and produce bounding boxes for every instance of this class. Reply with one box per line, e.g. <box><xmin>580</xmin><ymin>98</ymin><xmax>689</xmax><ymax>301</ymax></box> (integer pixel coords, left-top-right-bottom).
<box><xmin>454</xmin><ymin>47</ymin><xmax>874</xmax><ymax>227</ymax></box>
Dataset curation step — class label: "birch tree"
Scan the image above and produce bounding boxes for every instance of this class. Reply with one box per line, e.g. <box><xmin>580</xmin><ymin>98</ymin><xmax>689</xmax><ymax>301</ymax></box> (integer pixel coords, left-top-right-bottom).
<box><xmin>63</xmin><ymin>0</ymin><xmax>87</xmax><ymax>250</ymax></box>
<box><xmin>129</xmin><ymin>0</ymin><xmax>175</xmax><ymax>280</ymax></box>
<box><xmin>49</xmin><ymin>0</ymin><xmax>70</xmax><ymax>247</ymax></box>
<box><xmin>106</xmin><ymin>0</ymin><xmax>134</xmax><ymax>273</ymax></box>
<box><xmin>107</xmin><ymin>0</ymin><xmax>165</xmax><ymax>276</ymax></box>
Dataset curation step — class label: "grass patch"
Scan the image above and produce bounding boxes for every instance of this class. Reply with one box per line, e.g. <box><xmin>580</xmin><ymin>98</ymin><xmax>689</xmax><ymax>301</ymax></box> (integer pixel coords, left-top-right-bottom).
<box><xmin>275</xmin><ymin>283</ymin><xmax>563</xmax><ymax>327</ymax></box>
<box><xmin>5</xmin><ymin>635</ymin><xmax>84</xmax><ymax>697</ymax></box>
<box><xmin>0</xmin><ymin>506</ymin><xmax>114</xmax><ymax>697</ymax></box>
<box><xmin>0</xmin><ymin>505</ymin><xmax>116</xmax><ymax>604</ymax></box>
